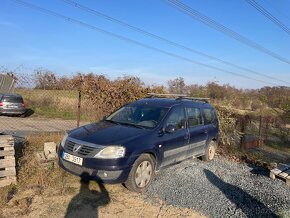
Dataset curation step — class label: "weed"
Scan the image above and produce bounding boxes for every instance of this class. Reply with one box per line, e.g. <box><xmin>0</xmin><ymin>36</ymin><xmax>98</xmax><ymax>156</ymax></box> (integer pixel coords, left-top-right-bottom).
<box><xmin>0</xmin><ymin>184</ymin><xmax>18</xmax><ymax>208</ymax></box>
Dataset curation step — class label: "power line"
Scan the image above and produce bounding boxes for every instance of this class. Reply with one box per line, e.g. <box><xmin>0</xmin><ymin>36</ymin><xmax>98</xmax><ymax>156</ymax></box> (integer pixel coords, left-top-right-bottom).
<box><xmin>9</xmin><ymin>0</ymin><xmax>279</xmax><ymax>86</ymax></box>
<box><xmin>246</xmin><ymin>0</ymin><xmax>290</xmax><ymax>36</ymax></box>
<box><xmin>162</xmin><ymin>0</ymin><xmax>290</xmax><ymax>65</ymax></box>
<box><xmin>264</xmin><ymin>0</ymin><xmax>290</xmax><ymax>22</ymax></box>
<box><xmin>61</xmin><ymin>0</ymin><xmax>289</xmax><ymax>86</ymax></box>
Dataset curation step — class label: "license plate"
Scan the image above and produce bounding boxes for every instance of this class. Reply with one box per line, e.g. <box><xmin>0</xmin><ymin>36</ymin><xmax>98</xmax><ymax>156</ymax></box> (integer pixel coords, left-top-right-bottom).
<box><xmin>7</xmin><ymin>105</ymin><xmax>18</xmax><ymax>108</ymax></box>
<box><xmin>62</xmin><ymin>152</ymin><xmax>83</xmax><ymax>166</ymax></box>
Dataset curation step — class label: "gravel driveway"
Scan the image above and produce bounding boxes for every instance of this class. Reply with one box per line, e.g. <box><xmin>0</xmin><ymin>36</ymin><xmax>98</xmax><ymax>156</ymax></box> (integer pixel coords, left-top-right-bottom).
<box><xmin>146</xmin><ymin>156</ymin><xmax>290</xmax><ymax>218</ymax></box>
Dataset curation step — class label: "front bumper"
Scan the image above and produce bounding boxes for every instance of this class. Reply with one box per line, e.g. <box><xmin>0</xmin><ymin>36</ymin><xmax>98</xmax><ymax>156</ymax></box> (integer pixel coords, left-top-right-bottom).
<box><xmin>58</xmin><ymin>147</ymin><xmax>131</xmax><ymax>184</ymax></box>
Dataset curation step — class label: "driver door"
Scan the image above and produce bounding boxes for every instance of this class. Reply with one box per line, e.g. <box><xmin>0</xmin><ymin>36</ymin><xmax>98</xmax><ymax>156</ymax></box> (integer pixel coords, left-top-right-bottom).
<box><xmin>159</xmin><ymin>106</ymin><xmax>189</xmax><ymax>167</ymax></box>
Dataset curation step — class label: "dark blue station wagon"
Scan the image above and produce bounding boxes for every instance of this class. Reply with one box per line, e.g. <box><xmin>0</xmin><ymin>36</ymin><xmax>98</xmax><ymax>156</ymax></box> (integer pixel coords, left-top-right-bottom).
<box><xmin>58</xmin><ymin>95</ymin><xmax>219</xmax><ymax>192</ymax></box>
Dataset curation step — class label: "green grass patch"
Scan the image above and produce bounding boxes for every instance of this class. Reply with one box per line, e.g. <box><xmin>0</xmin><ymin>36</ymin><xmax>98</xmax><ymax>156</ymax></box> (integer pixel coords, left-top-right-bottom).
<box><xmin>32</xmin><ymin>106</ymin><xmax>77</xmax><ymax>120</ymax></box>
<box><xmin>264</xmin><ymin>140</ymin><xmax>290</xmax><ymax>153</ymax></box>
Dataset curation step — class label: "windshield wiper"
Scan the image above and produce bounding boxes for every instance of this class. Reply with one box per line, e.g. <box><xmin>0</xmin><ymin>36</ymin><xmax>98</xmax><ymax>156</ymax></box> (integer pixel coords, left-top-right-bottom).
<box><xmin>104</xmin><ymin>119</ymin><xmax>120</xmax><ymax>125</ymax></box>
<box><xmin>118</xmin><ymin>122</ymin><xmax>145</xmax><ymax>129</ymax></box>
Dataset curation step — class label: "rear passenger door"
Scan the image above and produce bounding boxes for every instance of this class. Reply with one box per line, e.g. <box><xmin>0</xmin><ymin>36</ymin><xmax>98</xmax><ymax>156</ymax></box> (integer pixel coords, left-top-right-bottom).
<box><xmin>186</xmin><ymin>107</ymin><xmax>208</xmax><ymax>157</ymax></box>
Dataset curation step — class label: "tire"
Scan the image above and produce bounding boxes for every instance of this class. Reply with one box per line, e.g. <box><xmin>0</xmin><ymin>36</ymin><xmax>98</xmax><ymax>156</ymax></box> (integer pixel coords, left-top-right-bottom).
<box><xmin>124</xmin><ymin>154</ymin><xmax>155</xmax><ymax>192</ymax></box>
<box><xmin>201</xmin><ymin>141</ymin><xmax>217</xmax><ymax>161</ymax></box>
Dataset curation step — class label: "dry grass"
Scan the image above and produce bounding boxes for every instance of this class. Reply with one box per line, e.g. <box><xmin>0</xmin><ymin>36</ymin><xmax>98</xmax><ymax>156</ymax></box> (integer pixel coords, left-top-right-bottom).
<box><xmin>0</xmin><ymin>132</ymin><xmax>78</xmax><ymax>210</ymax></box>
<box><xmin>17</xmin><ymin>133</ymin><xmax>77</xmax><ymax>189</ymax></box>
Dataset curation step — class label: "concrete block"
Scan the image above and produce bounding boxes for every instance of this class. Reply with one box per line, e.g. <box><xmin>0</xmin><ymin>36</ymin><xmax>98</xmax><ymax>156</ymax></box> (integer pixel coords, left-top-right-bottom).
<box><xmin>44</xmin><ymin>142</ymin><xmax>57</xmax><ymax>160</ymax></box>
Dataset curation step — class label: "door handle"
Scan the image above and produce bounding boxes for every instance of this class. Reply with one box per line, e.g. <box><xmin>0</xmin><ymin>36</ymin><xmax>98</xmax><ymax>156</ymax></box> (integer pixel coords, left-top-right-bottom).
<box><xmin>204</xmin><ymin>130</ymin><xmax>208</xmax><ymax>134</ymax></box>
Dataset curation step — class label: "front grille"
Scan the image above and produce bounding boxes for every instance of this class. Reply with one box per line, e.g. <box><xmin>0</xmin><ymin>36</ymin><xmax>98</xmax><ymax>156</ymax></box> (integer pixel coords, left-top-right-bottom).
<box><xmin>64</xmin><ymin>140</ymin><xmax>101</xmax><ymax>157</ymax></box>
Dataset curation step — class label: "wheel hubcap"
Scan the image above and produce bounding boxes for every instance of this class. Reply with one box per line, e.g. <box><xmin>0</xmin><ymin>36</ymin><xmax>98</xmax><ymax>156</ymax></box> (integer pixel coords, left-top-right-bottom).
<box><xmin>209</xmin><ymin>144</ymin><xmax>215</xmax><ymax>160</ymax></box>
<box><xmin>135</xmin><ymin>161</ymin><xmax>153</xmax><ymax>188</ymax></box>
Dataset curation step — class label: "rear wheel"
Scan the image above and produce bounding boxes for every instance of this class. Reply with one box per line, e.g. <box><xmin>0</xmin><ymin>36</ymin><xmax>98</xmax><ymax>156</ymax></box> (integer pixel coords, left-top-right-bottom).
<box><xmin>201</xmin><ymin>141</ymin><xmax>217</xmax><ymax>161</ymax></box>
<box><xmin>124</xmin><ymin>154</ymin><xmax>155</xmax><ymax>192</ymax></box>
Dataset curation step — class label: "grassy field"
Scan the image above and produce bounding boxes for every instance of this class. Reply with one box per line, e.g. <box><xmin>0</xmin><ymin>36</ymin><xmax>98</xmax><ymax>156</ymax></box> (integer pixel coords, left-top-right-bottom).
<box><xmin>16</xmin><ymin>88</ymin><xmax>84</xmax><ymax>120</ymax></box>
<box><xmin>17</xmin><ymin>89</ymin><xmax>79</xmax><ymax>99</ymax></box>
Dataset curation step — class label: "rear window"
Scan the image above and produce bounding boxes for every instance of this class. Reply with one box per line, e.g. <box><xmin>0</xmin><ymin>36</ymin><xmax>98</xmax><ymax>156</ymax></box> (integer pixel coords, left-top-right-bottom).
<box><xmin>2</xmin><ymin>96</ymin><xmax>23</xmax><ymax>103</ymax></box>
<box><xmin>203</xmin><ymin>108</ymin><xmax>216</xmax><ymax>125</ymax></box>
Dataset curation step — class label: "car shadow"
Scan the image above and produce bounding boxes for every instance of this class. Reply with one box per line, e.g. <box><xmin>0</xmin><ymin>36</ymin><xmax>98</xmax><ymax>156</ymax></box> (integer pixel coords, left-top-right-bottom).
<box><xmin>23</xmin><ymin>108</ymin><xmax>34</xmax><ymax>117</ymax></box>
<box><xmin>65</xmin><ymin>173</ymin><xmax>110</xmax><ymax>218</ymax></box>
<box><xmin>204</xmin><ymin>169</ymin><xmax>278</xmax><ymax>218</ymax></box>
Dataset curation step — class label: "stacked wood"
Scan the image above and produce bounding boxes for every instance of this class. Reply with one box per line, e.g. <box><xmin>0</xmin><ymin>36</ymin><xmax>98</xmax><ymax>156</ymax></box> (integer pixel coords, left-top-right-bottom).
<box><xmin>270</xmin><ymin>163</ymin><xmax>290</xmax><ymax>186</ymax></box>
<box><xmin>0</xmin><ymin>135</ymin><xmax>16</xmax><ymax>187</ymax></box>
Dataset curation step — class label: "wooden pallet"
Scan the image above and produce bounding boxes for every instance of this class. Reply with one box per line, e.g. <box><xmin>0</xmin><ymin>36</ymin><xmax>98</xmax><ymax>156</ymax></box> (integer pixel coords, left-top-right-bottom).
<box><xmin>270</xmin><ymin>163</ymin><xmax>290</xmax><ymax>186</ymax></box>
<box><xmin>0</xmin><ymin>135</ymin><xmax>16</xmax><ymax>187</ymax></box>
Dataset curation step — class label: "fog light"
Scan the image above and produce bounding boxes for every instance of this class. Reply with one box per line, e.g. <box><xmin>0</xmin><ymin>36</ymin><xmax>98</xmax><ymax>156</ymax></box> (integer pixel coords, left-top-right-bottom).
<box><xmin>103</xmin><ymin>172</ymin><xmax>108</xmax><ymax>177</ymax></box>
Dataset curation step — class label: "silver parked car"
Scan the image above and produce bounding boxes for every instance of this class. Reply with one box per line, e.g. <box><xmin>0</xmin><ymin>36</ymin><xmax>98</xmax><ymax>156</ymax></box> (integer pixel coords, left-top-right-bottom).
<box><xmin>0</xmin><ymin>93</ymin><xmax>26</xmax><ymax>116</ymax></box>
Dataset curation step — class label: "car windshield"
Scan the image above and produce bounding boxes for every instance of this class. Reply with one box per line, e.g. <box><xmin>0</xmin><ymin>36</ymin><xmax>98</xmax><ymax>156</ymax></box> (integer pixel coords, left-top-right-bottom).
<box><xmin>2</xmin><ymin>96</ymin><xmax>23</xmax><ymax>103</ymax></box>
<box><xmin>106</xmin><ymin>105</ymin><xmax>169</xmax><ymax>129</ymax></box>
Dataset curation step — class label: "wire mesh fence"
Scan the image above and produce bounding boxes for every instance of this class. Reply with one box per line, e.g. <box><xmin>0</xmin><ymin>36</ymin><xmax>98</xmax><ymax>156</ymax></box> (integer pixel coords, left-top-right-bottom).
<box><xmin>0</xmin><ymin>72</ymin><xmax>155</xmax><ymax>135</ymax></box>
<box><xmin>0</xmin><ymin>73</ymin><xmax>85</xmax><ymax>134</ymax></box>
<box><xmin>0</xmin><ymin>74</ymin><xmax>15</xmax><ymax>93</ymax></box>
<box><xmin>0</xmin><ymin>72</ymin><xmax>288</xmax><ymax>149</ymax></box>
<box><xmin>235</xmin><ymin>113</ymin><xmax>290</xmax><ymax>149</ymax></box>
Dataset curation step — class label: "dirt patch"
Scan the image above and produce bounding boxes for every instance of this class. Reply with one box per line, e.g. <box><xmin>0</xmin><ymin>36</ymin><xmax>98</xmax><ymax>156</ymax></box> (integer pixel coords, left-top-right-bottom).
<box><xmin>1</xmin><ymin>181</ymin><xmax>203</xmax><ymax>218</ymax></box>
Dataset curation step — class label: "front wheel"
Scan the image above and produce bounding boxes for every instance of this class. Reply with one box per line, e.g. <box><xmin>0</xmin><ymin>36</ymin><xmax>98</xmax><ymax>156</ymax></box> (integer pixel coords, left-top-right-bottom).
<box><xmin>201</xmin><ymin>141</ymin><xmax>217</xmax><ymax>161</ymax></box>
<box><xmin>124</xmin><ymin>154</ymin><xmax>155</xmax><ymax>192</ymax></box>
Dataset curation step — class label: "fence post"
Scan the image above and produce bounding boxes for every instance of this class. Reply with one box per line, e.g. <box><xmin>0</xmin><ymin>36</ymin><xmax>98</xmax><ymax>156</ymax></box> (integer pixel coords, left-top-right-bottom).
<box><xmin>77</xmin><ymin>90</ymin><xmax>81</xmax><ymax>128</ymax></box>
<box><xmin>258</xmin><ymin>115</ymin><xmax>262</xmax><ymax>146</ymax></box>
<box><xmin>265</xmin><ymin>117</ymin><xmax>269</xmax><ymax>142</ymax></box>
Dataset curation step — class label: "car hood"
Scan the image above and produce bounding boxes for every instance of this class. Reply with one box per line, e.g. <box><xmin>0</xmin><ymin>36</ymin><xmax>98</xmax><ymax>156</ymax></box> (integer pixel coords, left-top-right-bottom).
<box><xmin>68</xmin><ymin>121</ymin><xmax>148</xmax><ymax>145</ymax></box>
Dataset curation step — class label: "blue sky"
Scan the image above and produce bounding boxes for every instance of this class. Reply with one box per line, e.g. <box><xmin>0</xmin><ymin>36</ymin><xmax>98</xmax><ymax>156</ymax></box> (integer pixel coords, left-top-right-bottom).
<box><xmin>0</xmin><ymin>0</ymin><xmax>290</xmax><ymax>88</ymax></box>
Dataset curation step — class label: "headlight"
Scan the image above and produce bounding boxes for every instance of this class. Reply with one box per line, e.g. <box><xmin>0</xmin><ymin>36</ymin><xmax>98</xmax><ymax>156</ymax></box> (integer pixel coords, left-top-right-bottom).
<box><xmin>94</xmin><ymin>146</ymin><xmax>125</xmax><ymax>159</ymax></box>
<box><xmin>60</xmin><ymin>133</ymin><xmax>68</xmax><ymax>148</ymax></box>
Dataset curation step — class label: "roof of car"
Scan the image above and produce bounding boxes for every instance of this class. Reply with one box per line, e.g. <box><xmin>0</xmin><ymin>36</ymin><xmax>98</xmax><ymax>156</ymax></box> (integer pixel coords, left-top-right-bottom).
<box><xmin>0</xmin><ymin>93</ymin><xmax>23</xmax><ymax>98</ymax></box>
<box><xmin>133</xmin><ymin>97</ymin><xmax>213</xmax><ymax>108</ymax></box>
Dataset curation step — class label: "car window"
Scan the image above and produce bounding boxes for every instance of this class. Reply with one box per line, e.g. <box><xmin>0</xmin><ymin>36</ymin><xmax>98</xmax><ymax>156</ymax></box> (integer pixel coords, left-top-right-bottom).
<box><xmin>165</xmin><ymin>107</ymin><xmax>186</xmax><ymax>131</ymax></box>
<box><xmin>2</xmin><ymin>96</ymin><xmax>23</xmax><ymax>103</ymax></box>
<box><xmin>106</xmin><ymin>105</ymin><xmax>169</xmax><ymax>129</ymax></box>
<box><xmin>187</xmin><ymin>107</ymin><xmax>202</xmax><ymax>127</ymax></box>
<box><xmin>109</xmin><ymin>106</ymin><xmax>137</xmax><ymax>122</ymax></box>
<box><xmin>203</xmin><ymin>108</ymin><xmax>216</xmax><ymax>125</ymax></box>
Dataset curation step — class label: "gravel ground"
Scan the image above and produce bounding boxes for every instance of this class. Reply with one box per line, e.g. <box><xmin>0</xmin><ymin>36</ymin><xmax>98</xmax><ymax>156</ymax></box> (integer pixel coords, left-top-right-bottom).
<box><xmin>146</xmin><ymin>156</ymin><xmax>290</xmax><ymax>218</ymax></box>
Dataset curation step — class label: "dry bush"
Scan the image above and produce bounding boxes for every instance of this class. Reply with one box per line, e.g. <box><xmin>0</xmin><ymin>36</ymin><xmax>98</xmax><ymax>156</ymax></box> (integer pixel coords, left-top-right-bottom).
<box><xmin>78</xmin><ymin>74</ymin><xmax>166</xmax><ymax>119</ymax></box>
<box><xmin>215</xmin><ymin>105</ymin><xmax>241</xmax><ymax>147</ymax></box>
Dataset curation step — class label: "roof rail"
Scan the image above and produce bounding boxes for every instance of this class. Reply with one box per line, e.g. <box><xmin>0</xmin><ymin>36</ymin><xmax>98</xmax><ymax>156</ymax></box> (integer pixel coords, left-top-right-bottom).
<box><xmin>146</xmin><ymin>93</ymin><xmax>210</xmax><ymax>103</ymax></box>
<box><xmin>147</xmin><ymin>93</ymin><xmax>187</xmax><ymax>98</ymax></box>
<box><xmin>176</xmin><ymin>96</ymin><xmax>210</xmax><ymax>103</ymax></box>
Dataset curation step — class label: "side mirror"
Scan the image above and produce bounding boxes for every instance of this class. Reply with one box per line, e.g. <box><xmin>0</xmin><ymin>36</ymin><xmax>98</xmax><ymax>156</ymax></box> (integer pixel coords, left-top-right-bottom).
<box><xmin>165</xmin><ymin>124</ymin><xmax>176</xmax><ymax>134</ymax></box>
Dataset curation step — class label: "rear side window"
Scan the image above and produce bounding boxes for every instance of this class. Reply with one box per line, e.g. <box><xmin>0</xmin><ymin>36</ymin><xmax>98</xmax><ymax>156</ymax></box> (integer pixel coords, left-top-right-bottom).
<box><xmin>203</xmin><ymin>108</ymin><xmax>216</xmax><ymax>125</ymax></box>
<box><xmin>2</xmin><ymin>96</ymin><xmax>23</xmax><ymax>103</ymax></box>
<box><xmin>186</xmin><ymin>108</ymin><xmax>202</xmax><ymax>127</ymax></box>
